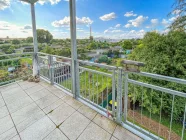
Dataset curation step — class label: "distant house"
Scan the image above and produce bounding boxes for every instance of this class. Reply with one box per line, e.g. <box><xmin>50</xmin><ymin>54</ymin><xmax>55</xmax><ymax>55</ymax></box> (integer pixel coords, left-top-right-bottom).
<box><xmin>111</xmin><ymin>46</ymin><xmax>123</xmax><ymax>52</ymax></box>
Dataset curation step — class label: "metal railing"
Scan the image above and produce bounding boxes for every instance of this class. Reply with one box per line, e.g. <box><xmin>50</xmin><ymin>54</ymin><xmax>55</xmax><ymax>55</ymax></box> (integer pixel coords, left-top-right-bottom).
<box><xmin>0</xmin><ymin>53</ymin><xmax>33</xmax><ymax>86</ymax></box>
<box><xmin>12</xmin><ymin>52</ymin><xmax>185</xmax><ymax>140</ymax></box>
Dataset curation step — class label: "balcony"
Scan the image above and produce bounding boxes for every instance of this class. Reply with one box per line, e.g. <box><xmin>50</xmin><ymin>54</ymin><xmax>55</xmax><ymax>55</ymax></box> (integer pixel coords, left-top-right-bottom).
<box><xmin>0</xmin><ymin>52</ymin><xmax>186</xmax><ymax>140</ymax></box>
<box><xmin>0</xmin><ymin>80</ymin><xmax>141</xmax><ymax>140</ymax></box>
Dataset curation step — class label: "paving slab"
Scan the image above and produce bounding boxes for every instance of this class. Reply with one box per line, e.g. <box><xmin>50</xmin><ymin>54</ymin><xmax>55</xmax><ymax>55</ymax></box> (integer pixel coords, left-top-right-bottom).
<box><xmin>11</xmin><ymin>103</ymin><xmax>42</xmax><ymax>125</ymax></box>
<box><xmin>0</xmin><ymin>106</ymin><xmax>9</xmax><ymax>119</ymax></box>
<box><xmin>78</xmin><ymin>105</ymin><xmax>97</xmax><ymax>120</ymax></box>
<box><xmin>3</xmin><ymin>91</ymin><xmax>28</xmax><ymax>105</ymax></box>
<box><xmin>7</xmin><ymin>96</ymin><xmax>33</xmax><ymax>113</ymax></box>
<box><xmin>43</xmin><ymin>99</ymin><xmax>64</xmax><ymax>114</ymax></box>
<box><xmin>25</xmin><ymin>85</ymin><xmax>44</xmax><ymax>95</ymax></box>
<box><xmin>62</xmin><ymin>95</ymin><xmax>83</xmax><ymax>110</ymax></box>
<box><xmin>0</xmin><ymin>93</ymin><xmax>2</xmax><ymax>99</ymax></box>
<box><xmin>43</xmin><ymin>129</ymin><xmax>68</xmax><ymax>140</ymax></box>
<box><xmin>51</xmin><ymin>90</ymin><xmax>66</xmax><ymax>98</ymax></box>
<box><xmin>60</xmin><ymin>111</ymin><xmax>90</xmax><ymax>140</ymax></box>
<box><xmin>16</xmin><ymin>111</ymin><xmax>45</xmax><ymax>133</ymax></box>
<box><xmin>46</xmin><ymin>86</ymin><xmax>61</xmax><ymax>92</ymax></box>
<box><xmin>18</xmin><ymin>82</ymin><xmax>38</xmax><ymax>90</ymax></box>
<box><xmin>0</xmin><ymin>127</ymin><xmax>17</xmax><ymax>140</ymax></box>
<box><xmin>0</xmin><ymin>98</ymin><xmax>5</xmax><ymax>108</ymax></box>
<box><xmin>77</xmin><ymin>122</ymin><xmax>111</xmax><ymax>140</ymax></box>
<box><xmin>113</xmin><ymin>125</ymin><xmax>142</xmax><ymax>140</ymax></box>
<box><xmin>48</xmin><ymin>103</ymin><xmax>75</xmax><ymax>125</ymax></box>
<box><xmin>0</xmin><ymin>115</ymin><xmax>14</xmax><ymax>135</ymax></box>
<box><xmin>39</xmin><ymin>81</ymin><xmax>51</xmax><ymax>88</ymax></box>
<box><xmin>1</xmin><ymin>87</ymin><xmax>23</xmax><ymax>99</ymax></box>
<box><xmin>110</xmin><ymin>136</ymin><xmax>119</xmax><ymax>140</ymax></box>
<box><xmin>35</xmin><ymin>94</ymin><xmax>59</xmax><ymax>109</ymax></box>
<box><xmin>29</xmin><ymin>89</ymin><xmax>51</xmax><ymax>101</ymax></box>
<box><xmin>10</xmin><ymin>135</ymin><xmax>21</xmax><ymax>140</ymax></box>
<box><xmin>19</xmin><ymin>116</ymin><xmax>55</xmax><ymax>140</ymax></box>
<box><xmin>93</xmin><ymin>114</ymin><xmax>117</xmax><ymax>134</ymax></box>
<box><xmin>0</xmin><ymin>83</ymin><xmax>19</xmax><ymax>92</ymax></box>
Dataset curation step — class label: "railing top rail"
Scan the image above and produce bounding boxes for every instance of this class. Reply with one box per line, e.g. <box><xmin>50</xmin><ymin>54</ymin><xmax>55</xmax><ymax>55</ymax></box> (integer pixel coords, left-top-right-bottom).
<box><xmin>0</xmin><ymin>52</ymin><xmax>33</xmax><ymax>57</ymax></box>
<box><xmin>37</xmin><ymin>52</ymin><xmax>72</xmax><ymax>61</ymax></box>
<box><xmin>128</xmin><ymin>71</ymin><xmax>186</xmax><ymax>85</ymax></box>
<box><xmin>78</xmin><ymin>60</ymin><xmax>117</xmax><ymax>70</ymax></box>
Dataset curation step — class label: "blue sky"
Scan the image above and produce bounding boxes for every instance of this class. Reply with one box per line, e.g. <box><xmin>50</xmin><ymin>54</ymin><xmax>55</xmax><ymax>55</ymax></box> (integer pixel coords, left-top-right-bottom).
<box><xmin>0</xmin><ymin>0</ymin><xmax>179</xmax><ymax>39</ymax></box>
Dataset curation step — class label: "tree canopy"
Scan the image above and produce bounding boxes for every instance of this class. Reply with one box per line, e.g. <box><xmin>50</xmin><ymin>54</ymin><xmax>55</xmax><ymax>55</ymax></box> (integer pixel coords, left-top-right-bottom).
<box><xmin>122</xmin><ymin>40</ymin><xmax>132</xmax><ymax>50</ymax></box>
<box><xmin>37</xmin><ymin>29</ymin><xmax>53</xmax><ymax>44</ymax></box>
<box><xmin>128</xmin><ymin>31</ymin><xmax>186</xmax><ymax>120</ymax></box>
<box><xmin>170</xmin><ymin>0</ymin><xmax>186</xmax><ymax>30</ymax></box>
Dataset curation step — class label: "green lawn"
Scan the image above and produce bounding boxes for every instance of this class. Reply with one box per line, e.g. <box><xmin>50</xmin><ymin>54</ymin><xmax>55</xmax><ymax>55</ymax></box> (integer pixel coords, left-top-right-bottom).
<box><xmin>60</xmin><ymin>68</ymin><xmax>112</xmax><ymax>103</ymax></box>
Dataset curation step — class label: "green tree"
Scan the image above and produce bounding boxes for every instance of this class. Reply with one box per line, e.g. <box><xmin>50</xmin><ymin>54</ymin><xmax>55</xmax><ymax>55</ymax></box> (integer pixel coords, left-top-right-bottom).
<box><xmin>98</xmin><ymin>55</ymin><xmax>111</xmax><ymax>64</ymax></box>
<box><xmin>128</xmin><ymin>31</ymin><xmax>186</xmax><ymax>120</ymax></box>
<box><xmin>122</xmin><ymin>40</ymin><xmax>132</xmax><ymax>50</ymax></box>
<box><xmin>12</xmin><ymin>39</ymin><xmax>20</xmax><ymax>45</ymax></box>
<box><xmin>37</xmin><ymin>29</ymin><xmax>53</xmax><ymax>44</ymax></box>
<box><xmin>26</xmin><ymin>37</ymin><xmax>33</xmax><ymax>43</ymax></box>
<box><xmin>170</xmin><ymin>0</ymin><xmax>186</xmax><ymax>30</ymax></box>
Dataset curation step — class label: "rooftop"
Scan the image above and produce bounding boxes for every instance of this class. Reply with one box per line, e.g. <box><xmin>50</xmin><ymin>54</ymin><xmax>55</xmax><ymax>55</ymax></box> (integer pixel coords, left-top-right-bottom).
<box><xmin>0</xmin><ymin>80</ymin><xmax>140</xmax><ymax>140</ymax></box>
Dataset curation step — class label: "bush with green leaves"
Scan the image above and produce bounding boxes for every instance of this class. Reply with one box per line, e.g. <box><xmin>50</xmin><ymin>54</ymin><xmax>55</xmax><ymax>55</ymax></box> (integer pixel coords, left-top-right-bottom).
<box><xmin>128</xmin><ymin>31</ymin><xmax>186</xmax><ymax>121</ymax></box>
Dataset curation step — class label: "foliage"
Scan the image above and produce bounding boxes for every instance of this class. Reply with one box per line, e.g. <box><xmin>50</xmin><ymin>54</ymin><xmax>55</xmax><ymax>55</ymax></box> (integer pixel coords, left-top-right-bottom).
<box><xmin>41</xmin><ymin>46</ymin><xmax>54</xmax><ymax>54</ymax></box>
<box><xmin>128</xmin><ymin>31</ymin><xmax>186</xmax><ymax>121</ymax></box>
<box><xmin>26</xmin><ymin>37</ymin><xmax>33</xmax><ymax>43</ymax></box>
<box><xmin>169</xmin><ymin>0</ymin><xmax>186</xmax><ymax>30</ymax></box>
<box><xmin>98</xmin><ymin>55</ymin><xmax>111</xmax><ymax>64</ymax></box>
<box><xmin>12</xmin><ymin>39</ymin><xmax>21</xmax><ymax>45</ymax></box>
<box><xmin>122</xmin><ymin>40</ymin><xmax>132</xmax><ymax>50</ymax></box>
<box><xmin>37</xmin><ymin>29</ymin><xmax>53</xmax><ymax>44</ymax></box>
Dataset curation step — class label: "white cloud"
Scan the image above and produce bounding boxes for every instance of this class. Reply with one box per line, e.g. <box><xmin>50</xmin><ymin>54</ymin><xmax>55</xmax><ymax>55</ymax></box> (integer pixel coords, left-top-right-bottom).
<box><xmin>162</xmin><ymin>19</ymin><xmax>169</xmax><ymax>27</ymax></box>
<box><xmin>172</xmin><ymin>9</ymin><xmax>181</xmax><ymax>15</ymax></box>
<box><xmin>151</xmin><ymin>19</ymin><xmax>159</xmax><ymax>26</ymax></box>
<box><xmin>38</xmin><ymin>0</ymin><xmax>61</xmax><ymax>5</ymax></box>
<box><xmin>124</xmin><ymin>11</ymin><xmax>137</xmax><ymax>17</ymax></box>
<box><xmin>120</xmin><ymin>29</ymin><xmax>146</xmax><ymax>39</ymax></box>
<box><xmin>115</xmin><ymin>24</ymin><xmax>121</xmax><ymax>28</ymax></box>
<box><xmin>104</xmin><ymin>29</ymin><xmax>123</xmax><ymax>34</ymax></box>
<box><xmin>0</xmin><ymin>0</ymin><xmax>10</xmax><ymax>10</ymax></box>
<box><xmin>100</xmin><ymin>12</ymin><xmax>116</xmax><ymax>21</ymax></box>
<box><xmin>0</xmin><ymin>21</ymin><xmax>33</xmax><ymax>38</ymax></box>
<box><xmin>124</xmin><ymin>23</ymin><xmax>133</xmax><ymax>28</ymax></box>
<box><xmin>23</xmin><ymin>25</ymin><xmax>32</xmax><ymax>30</ymax></box>
<box><xmin>128</xmin><ymin>15</ymin><xmax>148</xmax><ymax>27</ymax></box>
<box><xmin>169</xmin><ymin>15</ymin><xmax>179</xmax><ymax>22</ymax></box>
<box><xmin>126</xmin><ymin>15</ymin><xmax>148</xmax><ymax>27</ymax></box>
<box><xmin>52</xmin><ymin>16</ymin><xmax>93</xmax><ymax>27</ymax></box>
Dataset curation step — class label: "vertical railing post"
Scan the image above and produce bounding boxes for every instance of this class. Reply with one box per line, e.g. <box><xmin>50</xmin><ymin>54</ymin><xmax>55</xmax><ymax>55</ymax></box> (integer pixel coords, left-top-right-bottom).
<box><xmin>48</xmin><ymin>55</ymin><xmax>54</xmax><ymax>85</ymax></box>
<box><xmin>116</xmin><ymin>68</ymin><xmax>122</xmax><ymax>123</ymax></box>
<box><xmin>69</xmin><ymin>0</ymin><xmax>80</xmax><ymax>99</ymax></box>
<box><xmin>112</xmin><ymin>69</ymin><xmax>116</xmax><ymax>118</ymax></box>
<box><xmin>123</xmin><ymin>72</ymin><xmax>128</xmax><ymax>122</ymax></box>
<box><xmin>30</xmin><ymin>3</ymin><xmax>39</xmax><ymax>77</ymax></box>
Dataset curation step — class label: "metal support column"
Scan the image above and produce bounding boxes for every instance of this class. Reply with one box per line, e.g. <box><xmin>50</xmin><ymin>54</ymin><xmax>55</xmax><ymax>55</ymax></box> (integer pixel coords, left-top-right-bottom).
<box><xmin>112</xmin><ymin>69</ymin><xmax>116</xmax><ymax>117</ymax></box>
<box><xmin>69</xmin><ymin>0</ymin><xmax>80</xmax><ymax>99</ymax></box>
<box><xmin>48</xmin><ymin>55</ymin><xmax>54</xmax><ymax>85</ymax></box>
<box><xmin>116</xmin><ymin>68</ymin><xmax>122</xmax><ymax>123</ymax></box>
<box><xmin>31</xmin><ymin>3</ymin><xmax>39</xmax><ymax>77</ymax></box>
<box><xmin>123</xmin><ymin>72</ymin><xmax>128</xmax><ymax>122</ymax></box>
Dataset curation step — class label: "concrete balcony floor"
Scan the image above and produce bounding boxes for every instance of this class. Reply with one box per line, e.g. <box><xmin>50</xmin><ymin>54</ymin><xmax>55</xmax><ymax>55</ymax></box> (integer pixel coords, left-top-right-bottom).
<box><xmin>0</xmin><ymin>80</ymin><xmax>141</xmax><ymax>140</ymax></box>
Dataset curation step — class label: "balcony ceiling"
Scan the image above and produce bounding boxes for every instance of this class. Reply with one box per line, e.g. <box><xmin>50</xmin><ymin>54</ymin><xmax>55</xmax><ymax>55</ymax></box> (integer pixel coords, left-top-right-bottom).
<box><xmin>20</xmin><ymin>0</ymin><xmax>39</xmax><ymax>4</ymax></box>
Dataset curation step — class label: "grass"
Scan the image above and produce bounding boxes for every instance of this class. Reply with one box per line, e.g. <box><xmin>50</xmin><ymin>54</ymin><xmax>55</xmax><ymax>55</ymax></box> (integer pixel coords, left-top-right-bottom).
<box><xmin>140</xmin><ymin>109</ymin><xmax>185</xmax><ymax>139</ymax></box>
<box><xmin>60</xmin><ymin>68</ymin><xmax>112</xmax><ymax>102</ymax></box>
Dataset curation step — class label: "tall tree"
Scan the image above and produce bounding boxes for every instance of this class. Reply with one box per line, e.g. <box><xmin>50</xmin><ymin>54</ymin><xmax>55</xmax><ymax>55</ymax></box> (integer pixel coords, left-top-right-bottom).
<box><xmin>170</xmin><ymin>0</ymin><xmax>186</xmax><ymax>30</ymax></box>
<box><xmin>37</xmin><ymin>29</ymin><xmax>53</xmax><ymax>44</ymax></box>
